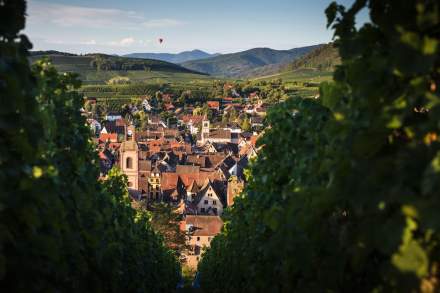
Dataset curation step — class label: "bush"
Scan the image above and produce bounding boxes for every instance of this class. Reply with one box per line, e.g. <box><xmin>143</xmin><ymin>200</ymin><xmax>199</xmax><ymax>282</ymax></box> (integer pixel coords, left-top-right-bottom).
<box><xmin>198</xmin><ymin>0</ymin><xmax>440</xmax><ymax>292</ymax></box>
<box><xmin>0</xmin><ymin>1</ymin><xmax>179</xmax><ymax>291</ymax></box>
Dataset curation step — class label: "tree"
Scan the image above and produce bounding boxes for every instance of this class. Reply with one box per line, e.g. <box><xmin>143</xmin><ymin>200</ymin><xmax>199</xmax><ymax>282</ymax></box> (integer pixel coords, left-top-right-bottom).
<box><xmin>241</xmin><ymin>118</ymin><xmax>251</xmax><ymax>132</ymax></box>
<box><xmin>148</xmin><ymin>202</ymin><xmax>189</xmax><ymax>256</ymax></box>
<box><xmin>0</xmin><ymin>1</ymin><xmax>179</xmax><ymax>290</ymax></box>
<box><xmin>198</xmin><ymin>0</ymin><xmax>440</xmax><ymax>292</ymax></box>
<box><xmin>193</xmin><ymin>106</ymin><xmax>203</xmax><ymax>116</ymax></box>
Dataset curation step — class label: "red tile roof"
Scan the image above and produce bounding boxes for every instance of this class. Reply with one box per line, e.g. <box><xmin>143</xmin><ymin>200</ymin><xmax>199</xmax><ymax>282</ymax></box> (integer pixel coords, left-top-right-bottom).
<box><xmin>99</xmin><ymin>133</ymin><xmax>118</xmax><ymax>143</ymax></box>
<box><xmin>183</xmin><ymin>215</ymin><xmax>223</xmax><ymax>236</ymax></box>
<box><xmin>180</xmin><ymin>115</ymin><xmax>204</xmax><ymax>124</ymax></box>
<box><xmin>207</xmin><ymin>101</ymin><xmax>220</xmax><ymax>109</ymax></box>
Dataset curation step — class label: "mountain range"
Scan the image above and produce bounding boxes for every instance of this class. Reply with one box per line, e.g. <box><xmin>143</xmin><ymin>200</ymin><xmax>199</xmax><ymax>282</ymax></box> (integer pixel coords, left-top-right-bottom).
<box><xmin>123</xmin><ymin>50</ymin><xmax>220</xmax><ymax>64</ymax></box>
<box><xmin>29</xmin><ymin>44</ymin><xmax>340</xmax><ymax>82</ymax></box>
<box><xmin>180</xmin><ymin>45</ymin><xmax>322</xmax><ymax>77</ymax></box>
<box><xmin>247</xmin><ymin>43</ymin><xmax>340</xmax><ymax>78</ymax></box>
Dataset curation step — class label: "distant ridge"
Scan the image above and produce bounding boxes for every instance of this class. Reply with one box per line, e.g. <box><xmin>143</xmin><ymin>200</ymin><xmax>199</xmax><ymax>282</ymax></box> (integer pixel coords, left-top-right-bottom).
<box><xmin>123</xmin><ymin>49</ymin><xmax>220</xmax><ymax>64</ymax></box>
<box><xmin>180</xmin><ymin>45</ymin><xmax>322</xmax><ymax>77</ymax></box>
<box><xmin>246</xmin><ymin>43</ymin><xmax>341</xmax><ymax>78</ymax></box>
<box><xmin>283</xmin><ymin>43</ymin><xmax>340</xmax><ymax>72</ymax></box>
<box><xmin>29</xmin><ymin>51</ymin><xmax>206</xmax><ymax>75</ymax></box>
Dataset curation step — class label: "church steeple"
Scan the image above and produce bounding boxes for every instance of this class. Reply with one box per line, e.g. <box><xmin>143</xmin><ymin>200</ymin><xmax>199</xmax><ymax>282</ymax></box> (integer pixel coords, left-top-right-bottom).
<box><xmin>201</xmin><ymin>115</ymin><xmax>210</xmax><ymax>144</ymax></box>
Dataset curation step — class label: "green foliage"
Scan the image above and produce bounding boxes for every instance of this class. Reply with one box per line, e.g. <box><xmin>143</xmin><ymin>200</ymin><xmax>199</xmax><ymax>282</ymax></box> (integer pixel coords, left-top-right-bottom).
<box><xmin>30</xmin><ymin>52</ymin><xmax>203</xmax><ymax>74</ymax></box>
<box><xmin>198</xmin><ymin>0</ymin><xmax>440</xmax><ymax>292</ymax></box>
<box><xmin>284</xmin><ymin>43</ymin><xmax>340</xmax><ymax>72</ymax></box>
<box><xmin>107</xmin><ymin>75</ymin><xmax>131</xmax><ymax>85</ymax></box>
<box><xmin>148</xmin><ymin>202</ymin><xmax>188</xmax><ymax>256</ymax></box>
<box><xmin>0</xmin><ymin>1</ymin><xmax>179</xmax><ymax>290</ymax></box>
<box><xmin>240</xmin><ymin>117</ymin><xmax>251</xmax><ymax>132</ymax></box>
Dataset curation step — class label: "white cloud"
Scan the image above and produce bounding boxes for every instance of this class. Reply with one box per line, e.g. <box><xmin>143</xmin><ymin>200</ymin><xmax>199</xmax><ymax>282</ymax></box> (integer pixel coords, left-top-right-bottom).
<box><xmin>119</xmin><ymin>37</ymin><xmax>134</xmax><ymax>46</ymax></box>
<box><xmin>27</xmin><ymin>1</ymin><xmax>185</xmax><ymax>30</ymax></box>
<box><xmin>81</xmin><ymin>40</ymin><xmax>97</xmax><ymax>45</ymax></box>
<box><xmin>41</xmin><ymin>39</ymin><xmax>97</xmax><ymax>46</ymax></box>
<box><xmin>107</xmin><ymin>37</ymin><xmax>152</xmax><ymax>47</ymax></box>
<box><xmin>142</xmin><ymin>19</ymin><xmax>185</xmax><ymax>28</ymax></box>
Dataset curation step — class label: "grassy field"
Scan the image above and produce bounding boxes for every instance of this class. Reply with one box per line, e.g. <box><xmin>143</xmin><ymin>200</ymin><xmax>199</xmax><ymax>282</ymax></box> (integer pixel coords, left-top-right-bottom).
<box><xmin>29</xmin><ymin>54</ymin><xmax>216</xmax><ymax>85</ymax></box>
<box><xmin>252</xmin><ymin>69</ymin><xmax>333</xmax><ymax>99</ymax></box>
<box><xmin>30</xmin><ymin>52</ymin><xmax>334</xmax><ymax>105</ymax></box>
<box><xmin>80</xmin><ymin>70</ymin><xmax>219</xmax><ymax>85</ymax></box>
<box><xmin>252</xmin><ymin>68</ymin><xmax>333</xmax><ymax>83</ymax></box>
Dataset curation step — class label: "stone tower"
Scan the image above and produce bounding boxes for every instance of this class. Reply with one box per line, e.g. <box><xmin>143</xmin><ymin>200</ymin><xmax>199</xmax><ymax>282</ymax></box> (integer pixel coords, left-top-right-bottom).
<box><xmin>201</xmin><ymin>116</ymin><xmax>210</xmax><ymax>144</ymax></box>
<box><xmin>120</xmin><ymin>126</ymin><xmax>139</xmax><ymax>190</ymax></box>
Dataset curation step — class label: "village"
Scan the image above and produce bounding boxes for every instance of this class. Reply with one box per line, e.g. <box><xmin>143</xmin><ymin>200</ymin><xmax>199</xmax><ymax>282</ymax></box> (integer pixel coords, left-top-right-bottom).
<box><xmin>85</xmin><ymin>89</ymin><xmax>267</xmax><ymax>270</ymax></box>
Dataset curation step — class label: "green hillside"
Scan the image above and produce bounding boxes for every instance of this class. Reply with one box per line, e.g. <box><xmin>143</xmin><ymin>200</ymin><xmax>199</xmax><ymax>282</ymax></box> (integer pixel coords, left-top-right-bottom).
<box><xmin>29</xmin><ymin>52</ymin><xmax>208</xmax><ymax>84</ymax></box>
<box><xmin>283</xmin><ymin>43</ymin><xmax>340</xmax><ymax>71</ymax></box>
<box><xmin>181</xmin><ymin>45</ymin><xmax>321</xmax><ymax>77</ymax></box>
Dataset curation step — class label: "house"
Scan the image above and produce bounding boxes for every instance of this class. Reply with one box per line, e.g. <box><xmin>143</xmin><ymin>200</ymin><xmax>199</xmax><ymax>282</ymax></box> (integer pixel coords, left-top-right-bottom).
<box><xmin>207</xmin><ymin>101</ymin><xmax>220</xmax><ymax>111</ymax></box>
<box><xmin>250</xmin><ymin>116</ymin><xmax>264</xmax><ymax>130</ymax></box>
<box><xmin>178</xmin><ymin>115</ymin><xmax>204</xmax><ymax>135</ymax></box>
<box><xmin>87</xmin><ymin>119</ymin><xmax>101</xmax><ymax>135</ymax></box>
<box><xmin>105</xmin><ymin>112</ymin><xmax>122</xmax><ymax>121</ymax></box>
<box><xmin>142</xmin><ymin>99</ymin><xmax>152</xmax><ymax>112</ymax></box>
<box><xmin>99</xmin><ymin>133</ymin><xmax>118</xmax><ymax>143</ymax></box>
<box><xmin>193</xmin><ymin>179</ymin><xmax>225</xmax><ymax>216</ymax></box>
<box><xmin>101</xmin><ymin>119</ymin><xmax>126</xmax><ymax>141</ymax></box>
<box><xmin>182</xmin><ymin>215</ymin><xmax>223</xmax><ymax>269</ymax></box>
<box><xmin>198</xmin><ymin>118</ymin><xmax>235</xmax><ymax>145</ymax></box>
<box><xmin>148</xmin><ymin>115</ymin><xmax>168</xmax><ymax>128</ymax></box>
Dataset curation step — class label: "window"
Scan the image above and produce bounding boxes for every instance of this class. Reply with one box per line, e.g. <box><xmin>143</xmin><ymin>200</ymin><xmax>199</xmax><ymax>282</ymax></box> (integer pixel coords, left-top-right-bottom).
<box><xmin>201</xmin><ymin>208</ymin><xmax>205</xmax><ymax>213</ymax></box>
<box><xmin>213</xmin><ymin>208</ymin><xmax>217</xmax><ymax>214</ymax></box>
<box><xmin>213</xmin><ymin>200</ymin><xmax>217</xmax><ymax>205</ymax></box>
<box><xmin>208</xmin><ymin>237</ymin><xmax>211</xmax><ymax>242</ymax></box>
<box><xmin>126</xmin><ymin>157</ymin><xmax>133</xmax><ymax>169</ymax></box>
<box><xmin>204</xmin><ymin>200</ymin><xmax>208</xmax><ymax>204</ymax></box>
<box><xmin>197</xmin><ymin>237</ymin><xmax>200</xmax><ymax>241</ymax></box>
<box><xmin>128</xmin><ymin>181</ymin><xmax>133</xmax><ymax>187</ymax></box>
<box><xmin>208</xmin><ymin>193</ymin><xmax>212</xmax><ymax>197</ymax></box>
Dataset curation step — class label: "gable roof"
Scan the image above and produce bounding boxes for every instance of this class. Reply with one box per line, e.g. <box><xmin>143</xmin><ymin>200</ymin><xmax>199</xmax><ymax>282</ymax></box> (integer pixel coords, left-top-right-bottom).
<box><xmin>193</xmin><ymin>178</ymin><xmax>226</xmax><ymax>207</ymax></box>
<box><xmin>184</xmin><ymin>215</ymin><xmax>223</xmax><ymax>236</ymax></box>
<box><xmin>209</xmin><ymin>129</ymin><xmax>231</xmax><ymax>140</ymax></box>
<box><xmin>176</xmin><ymin>165</ymin><xmax>200</xmax><ymax>174</ymax></box>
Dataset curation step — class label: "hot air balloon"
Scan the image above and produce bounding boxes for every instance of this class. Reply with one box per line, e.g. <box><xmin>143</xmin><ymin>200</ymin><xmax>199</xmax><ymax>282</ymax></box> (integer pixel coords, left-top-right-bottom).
<box><xmin>158</xmin><ymin>38</ymin><xmax>164</xmax><ymax>44</ymax></box>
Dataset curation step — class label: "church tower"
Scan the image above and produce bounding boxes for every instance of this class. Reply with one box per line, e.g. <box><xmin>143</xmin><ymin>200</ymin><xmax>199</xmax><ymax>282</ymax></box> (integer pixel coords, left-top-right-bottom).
<box><xmin>120</xmin><ymin>125</ymin><xmax>139</xmax><ymax>190</ymax></box>
<box><xmin>201</xmin><ymin>115</ymin><xmax>210</xmax><ymax>144</ymax></box>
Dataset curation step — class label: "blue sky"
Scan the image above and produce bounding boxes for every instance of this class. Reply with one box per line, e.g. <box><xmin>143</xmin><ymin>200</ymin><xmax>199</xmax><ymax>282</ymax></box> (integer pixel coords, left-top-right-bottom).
<box><xmin>25</xmin><ymin>0</ymin><xmax>362</xmax><ymax>54</ymax></box>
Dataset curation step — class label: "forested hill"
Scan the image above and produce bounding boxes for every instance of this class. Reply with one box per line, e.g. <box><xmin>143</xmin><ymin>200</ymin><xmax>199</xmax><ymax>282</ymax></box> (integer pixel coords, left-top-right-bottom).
<box><xmin>123</xmin><ymin>49</ymin><xmax>220</xmax><ymax>63</ymax></box>
<box><xmin>180</xmin><ymin>45</ymin><xmax>321</xmax><ymax>77</ymax></box>
<box><xmin>282</xmin><ymin>43</ymin><xmax>340</xmax><ymax>72</ymax></box>
<box><xmin>246</xmin><ymin>43</ymin><xmax>340</xmax><ymax>78</ymax></box>
<box><xmin>29</xmin><ymin>51</ymin><xmax>206</xmax><ymax>75</ymax></box>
